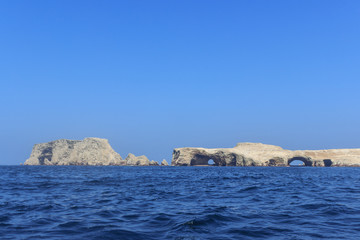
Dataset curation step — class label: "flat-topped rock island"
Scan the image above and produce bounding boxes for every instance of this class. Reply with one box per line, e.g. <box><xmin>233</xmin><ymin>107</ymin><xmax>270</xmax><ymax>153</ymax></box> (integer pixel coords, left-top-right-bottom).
<box><xmin>172</xmin><ymin>143</ymin><xmax>360</xmax><ymax>167</ymax></box>
<box><xmin>24</xmin><ymin>137</ymin><xmax>159</xmax><ymax>166</ymax></box>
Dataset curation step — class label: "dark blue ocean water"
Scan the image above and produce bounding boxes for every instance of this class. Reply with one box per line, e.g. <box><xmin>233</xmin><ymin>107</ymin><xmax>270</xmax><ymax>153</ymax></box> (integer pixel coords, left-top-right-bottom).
<box><xmin>1</xmin><ymin>166</ymin><xmax>360</xmax><ymax>240</ymax></box>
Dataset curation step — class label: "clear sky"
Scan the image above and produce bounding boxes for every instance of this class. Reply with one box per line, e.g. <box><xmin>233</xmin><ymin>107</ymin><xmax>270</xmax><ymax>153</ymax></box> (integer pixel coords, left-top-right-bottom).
<box><xmin>1</xmin><ymin>0</ymin><xmax>360</xmax><ymax>165</ymax></box>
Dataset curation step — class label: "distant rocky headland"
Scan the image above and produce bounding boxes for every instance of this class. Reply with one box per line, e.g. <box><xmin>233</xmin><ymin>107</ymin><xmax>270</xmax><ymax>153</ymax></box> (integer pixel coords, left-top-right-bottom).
<box><xmin>172</xmin><ymin>143</ymin><xmax>360</xmax><ymax>167</ymax></box>
<box><xmin>24</xmin><ymin>138</ymin><xmax>169</xmax><ymax>166</ymax></box>
<box><xmin>24</xmin><ymin>138</ymin><xmax>360</xmax><ymax>167</ymax></box>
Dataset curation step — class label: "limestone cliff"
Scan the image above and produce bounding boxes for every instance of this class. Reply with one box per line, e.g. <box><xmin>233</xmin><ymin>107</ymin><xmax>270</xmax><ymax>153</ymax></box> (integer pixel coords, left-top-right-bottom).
<box><xmin>172</xmin><ymin>143</ymin><xmax>360</xmax><ymax>167</ymax></box>
<box><xmin>24</xmin><ymin>138</ymin><xmax>125</xmax><ymax>165</ymax></box>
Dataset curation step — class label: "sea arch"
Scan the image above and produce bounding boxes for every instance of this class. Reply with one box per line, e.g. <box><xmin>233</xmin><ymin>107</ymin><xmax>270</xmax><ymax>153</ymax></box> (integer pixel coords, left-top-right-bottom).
<box><xmin>288</xmin><ymin>156</ymin><xmax>312</xmax><ymax>166</ymax></box>
<box><xmin>190</xmin><ymin>154</ymin><xmax>226</xmax><ymax>166</ymax></box>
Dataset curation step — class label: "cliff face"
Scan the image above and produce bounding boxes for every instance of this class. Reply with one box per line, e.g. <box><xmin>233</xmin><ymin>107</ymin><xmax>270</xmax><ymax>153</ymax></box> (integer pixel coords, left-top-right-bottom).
<box><xmin>24</xmin><ymin>138</ymin><xmax>125</xmax><ymax>166</ymax></box>
<box><xmin>172</xmin><ymin>143</ymin><xmax>360</xmax><ymax>167</ymax></box>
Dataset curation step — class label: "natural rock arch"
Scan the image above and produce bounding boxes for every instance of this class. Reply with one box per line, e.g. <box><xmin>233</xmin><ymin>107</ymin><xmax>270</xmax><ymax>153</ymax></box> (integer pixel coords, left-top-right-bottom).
<box><xmin>173</xmin><ymin>148</ymin><xmax>253</xmax><ymax>166</ymax></box>
<box><xmin>288</xmin><ymin>156</ymin><xmax>312</xmax><ymax>166</ymax></box>
<box><xmin>190</xmin><ymin>154</ymin><xmax>226</xmax><ymax>166</ymax></box>
<box><xmin>208</xmin><ymin>159</ymin><xmax>215</xmax><ymax>165</ymax></box>
<box><xmin>172</xmin><ymin>143</ymin><xmax>360</xmax><ymax>167</ymax></box>
<box><xmin>190</xmin><ymin>155</ymin><xmax>212</xmax><ymax>166</ymax></box>
<box><xmin>323</xmin><ymin>159</ymin><xmax>333</xmax><ymax>167</ymax></box>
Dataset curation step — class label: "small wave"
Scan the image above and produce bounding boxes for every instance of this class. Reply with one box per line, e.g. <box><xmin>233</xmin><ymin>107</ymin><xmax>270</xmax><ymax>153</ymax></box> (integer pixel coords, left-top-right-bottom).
<box><xmin>226</xmin><ymin>227</ymin><xmax>276</xmax><ymax>238</ymax></box>
<box><xmin>299</xmin><ymin>203</ymin><xmax>330</xmax><ymax>210</ymax></box>
<box><xmin>179</xmin><ymin>212</ymin><xmax>239</xmax><ymax>231</ymax></box>
<box><xmin>89</xmin><ymin>229</ymin><xmax>156</xmax><ymax>240</ymax></box>
<box><xmin>58</xmin><ymin>221</ymin><xmax>84</xmax><ymax>228</ymax></box>
<box><xmin>1</xmin><ymin>166</ymin><xmax>360</xmax><ymax>239</ymax></box>
<box><xmin>0</xmin><ymin>214</ymin><xmax>11</xmax><ymax>222</ymax></box>
<box><xmin>238</xmin><ymin>185</ymin><xmax>259</xmax><ymax>192</ymax></box>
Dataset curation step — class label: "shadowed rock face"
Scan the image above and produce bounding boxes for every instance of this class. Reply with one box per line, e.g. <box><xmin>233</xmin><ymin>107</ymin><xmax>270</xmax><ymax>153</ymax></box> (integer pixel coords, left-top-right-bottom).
<box><xmin>171</xmin><ymin>143</ymin><xmax>360</xmax><ymax>167</ymax></box>
<box><xmin>24</xmin><ymin>138</ymin><xmax>125</xmax><ymax>165</ymax></box>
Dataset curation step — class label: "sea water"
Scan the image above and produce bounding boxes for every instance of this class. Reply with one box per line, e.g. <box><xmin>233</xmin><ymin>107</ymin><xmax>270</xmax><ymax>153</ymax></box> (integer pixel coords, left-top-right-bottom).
<box><xmin>1</xmin><ymin>166</ymin><xmax>360</xmax><ymax>239</ymax></box>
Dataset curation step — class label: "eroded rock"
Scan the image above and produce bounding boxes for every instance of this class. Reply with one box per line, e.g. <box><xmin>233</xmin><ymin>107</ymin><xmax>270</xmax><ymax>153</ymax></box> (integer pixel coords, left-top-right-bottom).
<box><xmin>150</xmin><ymin>160</ymin><xmax>159</xmax><ymax>166</ymax></box>
<box><xmin>24</xmin><ymin>137</ymin><xmax>125</xmax><ymax>165</ymax></box>
<box><xmin>125</xmin><ymin>153</ymin><xmax>150</xmax><ymax>166</ymax></box>
<box><xmin>171</xmin><ymin>143</ymin><xmax>360</xmax><ymax>167</ymax></box>
<box><xmin>161</xmin><ymin>159</ymin><xmax>169</xmax><ymax>166</ymax></box>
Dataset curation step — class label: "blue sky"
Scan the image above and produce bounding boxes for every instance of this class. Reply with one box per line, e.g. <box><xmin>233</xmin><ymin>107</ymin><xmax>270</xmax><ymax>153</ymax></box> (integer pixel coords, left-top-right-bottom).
<box><xmin>1</xmin><ymin>1</ymin><xmax>359</xmax><ymax>164</ymax></box>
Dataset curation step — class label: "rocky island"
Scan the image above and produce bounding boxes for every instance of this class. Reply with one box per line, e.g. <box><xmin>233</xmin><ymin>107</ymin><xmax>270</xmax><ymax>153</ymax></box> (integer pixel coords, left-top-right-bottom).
<box><xmin>24</xmin><ymin>137</ymin><xmax>164</xmax><ymax>166</ymax></box>
<box><xmin>172</xmin><ymin>143</ymin><xmax>360</xmax><ymax>167</ymax></box>
<box><xmin>24</xmin><ymin>138</ymin><xmax>360</xmax><ymax>167</ymax></box>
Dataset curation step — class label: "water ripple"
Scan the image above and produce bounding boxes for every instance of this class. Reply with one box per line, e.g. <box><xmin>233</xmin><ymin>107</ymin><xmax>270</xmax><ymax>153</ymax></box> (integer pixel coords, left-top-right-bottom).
<box><xmin>1</xmin><ymin>166</ymin><xmax>360</xmax><ymax>239</ymax></box>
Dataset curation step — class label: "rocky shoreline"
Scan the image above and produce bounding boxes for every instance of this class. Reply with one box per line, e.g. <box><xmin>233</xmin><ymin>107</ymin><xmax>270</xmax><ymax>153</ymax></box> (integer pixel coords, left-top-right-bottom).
<box><xmin>24</xmin><ymin>138</ymin><xmax>360</xmax><ymax>167</ymax></box>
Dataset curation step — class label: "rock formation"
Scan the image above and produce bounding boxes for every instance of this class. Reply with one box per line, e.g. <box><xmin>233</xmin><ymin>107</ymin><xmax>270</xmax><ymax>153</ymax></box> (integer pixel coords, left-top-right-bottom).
<box><xmin>150</xmin><ymin>160</ymin><xmax>159</xmax><ymax>166</ymax></box>
<box><xmin>125</xmin><ymin>153</ymin><xmax>150</xmax><ymax>166</ymax></box>
<box><xmin>171</xmin><ymin>143</ymin><xmax>360</xmax><ymax>167</ymax></box>
<box><xmin>24</xmin><ymin>137</ymin><xmax>125</xmax><ymax>165</ymax></box>
<box><xmin>161</xmin><ymin>159</ymin><xmax>169</xmax><ymax>166</ymax></box>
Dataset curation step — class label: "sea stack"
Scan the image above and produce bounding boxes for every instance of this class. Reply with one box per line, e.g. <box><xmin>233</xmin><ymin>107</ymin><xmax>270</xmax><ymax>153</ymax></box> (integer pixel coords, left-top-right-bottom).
<box><xmin>150</xmin><ymin>160</ymin><xmax>160</xmax><ymax>166</ymax></box>
<box><xmin>24</xmin><ymin>137</ymin><xmax>125</xmax><ymax>165</ymax></box>
<box><xmin>125</xmin><ymin>153</ymin><xmax>150</xmax><ymax>166</ymax></box>
<box><xmin>161</xmin><ymin>159</ymin><xmax>169</xmax><ymax>166</ymax></box>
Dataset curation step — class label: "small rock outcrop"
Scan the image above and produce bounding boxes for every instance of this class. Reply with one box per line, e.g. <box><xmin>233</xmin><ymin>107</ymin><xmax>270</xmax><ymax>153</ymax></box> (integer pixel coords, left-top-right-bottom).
<box><xmin>125</xmin><ymin>153</ymin><xmax>150</xmax><ymax>166</ymax></box>
<box><xmin>172</xmin><ymin>143</ymin><xmax>360</xmax><ymax>167</ymax></box>
<box><xmin>150</xmin><ymin>160</ymin><xmax>159</xmax><ymax>166</ymax></box>
<box><xmin>24</xmin><ymin>137</ymin><xmax>125</xmax><ymax>165</ymax></box>
<box><xmin>161</xmin><ymin>159</ymin><xmax>169</xmax><ymax>166</ymax></box>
